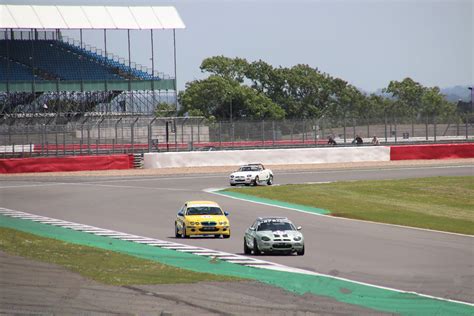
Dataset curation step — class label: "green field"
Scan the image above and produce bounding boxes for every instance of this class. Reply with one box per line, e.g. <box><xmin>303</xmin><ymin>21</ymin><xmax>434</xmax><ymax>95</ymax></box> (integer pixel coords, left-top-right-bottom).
<box><xmin>0</xmin><ymin>227</ymin><xmax>240</xmax><ymax>285</ymax></box>
<box><xmin>225</xmin><ymin>176</ymin><xmax>474</xmax><ymax>235</ymax></box>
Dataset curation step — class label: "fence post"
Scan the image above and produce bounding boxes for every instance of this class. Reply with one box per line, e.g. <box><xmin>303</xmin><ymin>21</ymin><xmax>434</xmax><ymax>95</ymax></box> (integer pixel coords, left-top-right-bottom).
<box><xmin>231</xmin><ymin>122</ymin><xmax>235</xmax><ymax>148</ymax></box>
<box><xmin>366</xmin><ymin>118</ymin><xmax>370</xmax><ymax>138</ymax></box>
<box><xmin>384</xmin><ymin>113</ymin><xmax>388</xmax><ymax>143</ymax></box>
<box><xmin>466</xmin><ymin>114</ymin><xmax>469</xmax><ymax>140</ymax></box>
<box><xmin>303</xmin><ymin>118</ymin><xmax>306</xmax><ymax>145</ymax></box>
<box><xmin>433</xmin><ymin>115</ymin><xmax>437</xmax><ymax>142</ymax></box>
<box><xmin>425</xmin><ymin>116</ymin><xmax>429</xmax><ymax>141</ymax></box>
<box><xmin>63</xmin><ymin>132</ymin><xmax>66</xmax><ymax>156</ymax></box>
<box><xmin>314</xmin><ymin>120</ymin><xmax>317</xmax><ymax>145</ymax></box>
<box><xmin>41</xmin><ymin>124</ymin><xmax>46</xmax><ymax>155</ymax></box>
<box><xmin>131</xmin><ymin>117</ymin><xmax>139</xmax><ymax>154</ymax></box>
<box><xmin>272</xmin><ymin>121</ymin><xmax>275</xmax><ymax>147</ymax></box>
<box><xmin>262</xmin><ymin>120</ymin><xmax>265</xmax><ymax>146</ymax></box>
<box><xmin>98</xmin><ymin>116</ymin><xmax>105</xmax><ymax>145</ymax></box>
<box><xmin>343</xmin><ymin>117</ymin><xmax>347</xmax><ymax>144</ymax></box>
<box><xmin>394</xmin><ymin>116</ymin><xmax>397</xmax><ymax>143</ymax></box>
<box><xmin>96</xmin><ymin>139</ymin><xmax>99</xmax><ymax>155</ymax></box>
<box><xmin>55</xmin><ymin>130</ymin><xmax>58</xmax><ymax>156</ymax></box>
<box><xmin>114</xmin><ymin>117</ymin><xmax>122</xmax><ymax>151</ymax></box>
<box><xmin>87</xmin><ymin>126</ymin><xmax>91</xmax><ymax>154</ymax></box>
<box><xmin>352</xmin><ymin>117</ymin><xmax>356</xmax><ymax>140</ymax></box>
<box><xmin>148</xmin><ymin>117</ymin><xmax>157</xmax><ymax>153</ymax></box>
<box><xmin>219</xmin><ymin>121</ymin><xmax>222</xmax><ymax>149</ymax></box>
<box><xmin>411</xmin><ymin>116</ymin><xmax>415</xmax><ymax>138</ymax></box>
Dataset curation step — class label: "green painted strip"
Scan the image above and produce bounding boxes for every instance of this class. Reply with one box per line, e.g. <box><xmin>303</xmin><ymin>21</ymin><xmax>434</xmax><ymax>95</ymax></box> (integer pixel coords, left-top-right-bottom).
<box><xmin>1</xmin><ymin>214</ymin><xmax>472</xmax><ymax>315</ymax></box>
<box><xmin>218</xmin><ymin>189</ymin><xmax>331</xmax><ymax>215</ymax></box>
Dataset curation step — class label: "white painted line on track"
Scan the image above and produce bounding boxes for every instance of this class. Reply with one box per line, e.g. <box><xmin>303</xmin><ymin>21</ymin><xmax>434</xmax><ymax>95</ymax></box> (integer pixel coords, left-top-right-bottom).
<box><xmin>207</xmin><ymin>189</ymin><xmax>474</xmax><ymax>238</ymax></box>
<box><xmin>1</xmin><ymin>207</ymin><xmax>473</xmax><ymax>307</ymax></box>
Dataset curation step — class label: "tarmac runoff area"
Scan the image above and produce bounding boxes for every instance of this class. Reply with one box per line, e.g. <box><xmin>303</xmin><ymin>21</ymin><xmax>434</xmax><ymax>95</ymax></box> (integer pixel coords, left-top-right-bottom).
<box><xmin>0</xmin><ymin>159</ymin><xmax>473</xmax><ymax>314</ymax></box>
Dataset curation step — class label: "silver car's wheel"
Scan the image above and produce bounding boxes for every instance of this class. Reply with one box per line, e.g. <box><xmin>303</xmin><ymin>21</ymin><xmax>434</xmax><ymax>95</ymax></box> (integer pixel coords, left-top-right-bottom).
<box><xmin>253</xmin><ymin>238</ymin><xmax>261</xmax><ymax>255</ymax></box>
<box><xmin>297</xmin><ymin>246</ymin><xmax>305</xmax><ymax>256</ymax></box>
<box><xmin>244</xmin><ymin>238</ymin><xmax>251</xmax><ymax>254</ymax></box>
<box><xmin>253</xmin><ymin>176</ymin><xmax>259</xmax><ymax>186</ymax></box>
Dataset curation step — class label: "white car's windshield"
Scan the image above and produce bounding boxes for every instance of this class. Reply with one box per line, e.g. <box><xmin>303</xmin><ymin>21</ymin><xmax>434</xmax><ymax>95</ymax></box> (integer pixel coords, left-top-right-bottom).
<box><xmin>258</xmin><ymin>222</ymin><xmax>294</xmax><ymax>231</ymax></box>
<box><xmin>186</xmin><ymin>207</ymin><xmax>223</xmax><ymax>216</ymax></box>
<box><xmin>239</xmin><ymin>166</ymin><xmax>261</xmax><ymax>172</ymax></box>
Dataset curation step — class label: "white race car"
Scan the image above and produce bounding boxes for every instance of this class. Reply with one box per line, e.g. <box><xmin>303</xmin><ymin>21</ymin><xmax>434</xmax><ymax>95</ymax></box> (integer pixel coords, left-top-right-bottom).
<box><xmin>229</xmin><ymin>163</ymin><xmax>273</xmax><ymax>186</ymax></box>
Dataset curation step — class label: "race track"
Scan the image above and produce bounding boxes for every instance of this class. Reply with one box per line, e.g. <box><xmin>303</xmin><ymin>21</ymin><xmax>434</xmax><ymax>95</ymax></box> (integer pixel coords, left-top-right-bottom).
<box><xmin>0</xmin><ymin>163</ymin><xmax>472</xmax><ymax>303</ymax></box>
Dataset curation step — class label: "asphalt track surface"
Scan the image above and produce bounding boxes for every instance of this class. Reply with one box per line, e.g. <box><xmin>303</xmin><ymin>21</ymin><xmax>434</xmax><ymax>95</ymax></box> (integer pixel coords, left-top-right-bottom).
<box><xmin>1</xmin><ymin>163</ymin><xmax>473</xmax><ymax>304</ymax></box>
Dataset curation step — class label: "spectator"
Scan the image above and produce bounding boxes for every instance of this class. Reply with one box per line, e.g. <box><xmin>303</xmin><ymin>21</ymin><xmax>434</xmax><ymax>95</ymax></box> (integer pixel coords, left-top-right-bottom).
<box><xmin>327</xmin><ymin>136</ymin><xmax>337</xmax><ymax>145</ymax></box>
<box><xmin>371</xmin><ymin>136</ymin><xmax>379</xmax><ymax>145</ymax></box>
<box><xmin>352</xmin><ymin>135</ymin><xmax>363</xmax><ymax>145</ymax></box>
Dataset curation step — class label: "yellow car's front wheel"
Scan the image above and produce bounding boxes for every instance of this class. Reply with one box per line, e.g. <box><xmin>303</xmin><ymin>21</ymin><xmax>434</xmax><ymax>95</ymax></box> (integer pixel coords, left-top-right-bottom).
<box><xmin>180</xmin><ymin>224</ymin><xmax>189</xmax><ymax>238</ymax></box>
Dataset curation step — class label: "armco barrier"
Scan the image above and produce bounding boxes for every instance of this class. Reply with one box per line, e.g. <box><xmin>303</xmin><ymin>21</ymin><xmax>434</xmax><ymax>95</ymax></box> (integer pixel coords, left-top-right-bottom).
<box><xmin>0</xmin><ymin>155</ymin><xmax>133</xmax><ymax>174</ymax></box>
<box><xmin>144</xmin><ymin>146</ymin><xmax>391</xmax><ymax>169</ymax></box>
<box><xmin>390</xmin><ymin>143</ymin><xmax>474</xmax><ymax>160</ymax></box>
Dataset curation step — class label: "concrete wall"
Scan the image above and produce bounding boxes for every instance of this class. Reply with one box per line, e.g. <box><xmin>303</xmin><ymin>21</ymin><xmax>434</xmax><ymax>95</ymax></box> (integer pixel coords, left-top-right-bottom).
<box><xmin>144</xmin><ymin>146</ymin><xmax>391</xmax><ymax>168</ymax></box>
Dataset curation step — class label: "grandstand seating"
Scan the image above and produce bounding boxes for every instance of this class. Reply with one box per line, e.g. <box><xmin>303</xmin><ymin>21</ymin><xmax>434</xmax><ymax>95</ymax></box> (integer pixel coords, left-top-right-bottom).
<box><xmin>0</xmin><ymin>39</ymin><xmax>157</xmax><ymax>81</ymax></box>
<box><xmin>0</xmin><ymin>56</ymin><xmax>39</xmax><ymax>81</ymax></box>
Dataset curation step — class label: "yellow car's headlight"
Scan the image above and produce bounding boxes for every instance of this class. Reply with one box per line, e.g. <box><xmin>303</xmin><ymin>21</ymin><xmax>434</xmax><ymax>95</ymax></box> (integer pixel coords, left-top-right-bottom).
<box><xmin>219</xmin><ymin>221</ymin><xmax>228</xmax><ymax>225</ymax></box>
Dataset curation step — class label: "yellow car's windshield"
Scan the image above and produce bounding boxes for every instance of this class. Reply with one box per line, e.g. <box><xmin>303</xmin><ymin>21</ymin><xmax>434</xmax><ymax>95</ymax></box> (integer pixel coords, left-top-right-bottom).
<box><xmin>186</xmin><ymin>207</ymin><xmax>223</xmax><ymax>216</ymax></box>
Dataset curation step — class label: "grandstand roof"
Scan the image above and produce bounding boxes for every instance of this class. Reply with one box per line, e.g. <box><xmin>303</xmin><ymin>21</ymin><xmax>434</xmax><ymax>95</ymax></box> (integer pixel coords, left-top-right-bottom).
<box><xmin>0</xmin><ymin>5</ymin><xmax>185</xmax><ymax>30</ymax></box>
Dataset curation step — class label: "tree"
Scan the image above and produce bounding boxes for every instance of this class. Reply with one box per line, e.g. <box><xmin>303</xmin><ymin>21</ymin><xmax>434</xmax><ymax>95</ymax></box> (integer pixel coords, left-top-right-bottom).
<box><xmin>384</xmin><ymin>78</ymin><xmax>456</xmax><ymax>118</ymax></box>
<box><xmin>178</xmin><ymin>75</ymin><xmax>284</xmax><ymax>120</ymax></box>
<box><xmin>200</xmin><ymin>56</ymin><xmax>249</xmax><ymax>83</ymax></box>
<box><xmin>154</xmin><ymin>102</ymin><xmax>176</xmax><ymax>117</ymax></box>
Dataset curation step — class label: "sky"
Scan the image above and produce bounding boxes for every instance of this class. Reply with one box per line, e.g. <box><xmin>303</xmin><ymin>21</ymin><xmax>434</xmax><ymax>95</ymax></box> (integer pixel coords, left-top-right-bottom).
<box><xmin>6</xmin><ymin>0</ymin><xmax>474</xmax><ymax>92</ymax></box>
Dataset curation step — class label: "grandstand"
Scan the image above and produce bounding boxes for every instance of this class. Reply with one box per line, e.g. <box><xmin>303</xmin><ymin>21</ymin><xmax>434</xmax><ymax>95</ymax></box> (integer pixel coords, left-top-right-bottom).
<box><xmin>0</xmin><ymin>4</ymin><xmax>184</xmax><ymax>117</ymax></box>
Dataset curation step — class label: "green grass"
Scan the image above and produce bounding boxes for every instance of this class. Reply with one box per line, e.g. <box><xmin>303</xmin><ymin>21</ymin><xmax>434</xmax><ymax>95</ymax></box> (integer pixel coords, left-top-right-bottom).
<box><xmin>225</xmin><ymin>176</ymin><xmax>474</xmax><ymax>235</ymax></box>
<box><xmin>0</xmin><ymin>227</ymin><xmax>240</xmax><ymax>285</ymax></box>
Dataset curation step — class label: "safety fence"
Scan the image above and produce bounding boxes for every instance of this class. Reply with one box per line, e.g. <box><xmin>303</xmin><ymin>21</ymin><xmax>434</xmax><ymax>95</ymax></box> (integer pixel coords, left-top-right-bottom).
<box><xmin>0</xmin><ymin>114</ymin><xmax>473</xmax><ymax>158</ymax></box>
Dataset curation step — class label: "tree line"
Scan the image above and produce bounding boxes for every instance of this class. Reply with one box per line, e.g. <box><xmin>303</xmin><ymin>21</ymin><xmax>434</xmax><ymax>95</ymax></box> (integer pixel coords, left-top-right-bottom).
<box><xmin>167</xmin><ymin>56</ymin><xmax>459</xmax><ymax>121</ymax></box>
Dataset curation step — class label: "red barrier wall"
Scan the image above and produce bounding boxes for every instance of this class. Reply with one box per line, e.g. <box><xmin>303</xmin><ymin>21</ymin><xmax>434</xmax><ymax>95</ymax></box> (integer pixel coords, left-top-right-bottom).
<box><xmin>390</xmin><ymin>144</ymin><xmax>474</xmax><ymax>160</ymax></box>
<box><xmin>0</xmin><ymin>155</ymin><xmax>133</xmax><ymax>174</ymax></box>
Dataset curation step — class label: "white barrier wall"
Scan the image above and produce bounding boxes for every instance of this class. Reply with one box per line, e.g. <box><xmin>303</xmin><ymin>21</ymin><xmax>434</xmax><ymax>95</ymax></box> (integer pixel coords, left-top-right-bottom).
<box><xmin>0</xmin><ymin>145</ymin><xmax>35</xmax><ymax>153</ymax></box>
<box><xmin>144</xmin><ymin>146</ymin><xmax>391</xmax><ymax>169</ymax></box>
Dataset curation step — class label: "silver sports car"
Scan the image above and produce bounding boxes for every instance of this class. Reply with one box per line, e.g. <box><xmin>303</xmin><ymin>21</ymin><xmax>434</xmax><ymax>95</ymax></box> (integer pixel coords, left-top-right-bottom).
<box><xmin>244</xmin><ymin>217</ymin><xmax>304</xmax><ymax>256</ymax></box>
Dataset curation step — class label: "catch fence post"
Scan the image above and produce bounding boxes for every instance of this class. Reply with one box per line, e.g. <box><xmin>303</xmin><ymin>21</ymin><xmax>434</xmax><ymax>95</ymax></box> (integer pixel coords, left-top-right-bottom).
<box><xmin>394</xmin><ymin>116</ymin><xmax>397</xmax><ymax>143</ymax></box>
<box><xmin>343</xmin><ymin>117</ymin><xmax>347</xmax><ymax>144</ymax></box>
<box><xmin>272</xmin><ymin>121</ymin><xmax>275</xmax><ymax>147</ymax></box>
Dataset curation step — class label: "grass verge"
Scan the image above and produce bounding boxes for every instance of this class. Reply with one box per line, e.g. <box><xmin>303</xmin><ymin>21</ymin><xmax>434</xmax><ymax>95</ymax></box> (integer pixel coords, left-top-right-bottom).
<box><xmin>0</xmin><ymin>227</ymin><xmax>240</xmax><ymax>285</ymax></box>
<box><xmin>225</xmin><ymin>176</ymin><xmax>474</xmax><ymax>235</ymax></box>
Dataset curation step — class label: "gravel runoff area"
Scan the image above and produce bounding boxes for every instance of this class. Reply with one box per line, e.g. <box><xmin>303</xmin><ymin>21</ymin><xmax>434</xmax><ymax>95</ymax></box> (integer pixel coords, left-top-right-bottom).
<box><xmin>0</xmin><ymin>251</ymin><xmax>386</xmax><ymax>315</ymax></box>
<box><xmin>1</xmin><ymin>158</ymin><xmax>472</xmax><ymax>315</ymax></box>
<box><xmin>1</xmin><ymin>158</ymin><xmax>473</xmax><ymax>178</ymax></box>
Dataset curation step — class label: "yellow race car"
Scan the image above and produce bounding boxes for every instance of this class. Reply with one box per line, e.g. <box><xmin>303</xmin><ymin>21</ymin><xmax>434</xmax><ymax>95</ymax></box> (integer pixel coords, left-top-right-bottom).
<box><xmin>175</xmin><ymin>201</ymin><xmax>230</xmax><ymax>238</ymax></box>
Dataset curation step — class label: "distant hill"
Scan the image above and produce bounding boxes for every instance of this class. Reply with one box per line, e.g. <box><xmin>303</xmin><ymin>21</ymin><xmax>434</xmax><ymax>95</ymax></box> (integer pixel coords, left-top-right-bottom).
<box><xmin>441</xmin><ymin>86</ymin><xmax>472</xmax><ymax>102</ymax></box>
<box><xmin>370</xmin><ymin>85</ymin><xmax>472</xmax><ymax>102</ymax></box>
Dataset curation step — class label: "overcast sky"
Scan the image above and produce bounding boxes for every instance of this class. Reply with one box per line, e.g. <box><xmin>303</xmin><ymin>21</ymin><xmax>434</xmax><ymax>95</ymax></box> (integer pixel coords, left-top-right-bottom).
<box><xmin>8</xmin><ymin>0</ymin><xmax>474</xmax><ymax>92</ymax></box>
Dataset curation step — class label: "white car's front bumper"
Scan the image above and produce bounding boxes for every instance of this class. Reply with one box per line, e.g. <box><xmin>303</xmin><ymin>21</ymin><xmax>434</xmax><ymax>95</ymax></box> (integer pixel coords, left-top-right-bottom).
<box><xmin>257</xmin><ymin>239</ymin><xmax>304</xmax><ymax>252</ymax></box>
<box><xmin>230</xmin><ymin>176</ymin><xmax>254</xmax><ymax>185</ymax></box>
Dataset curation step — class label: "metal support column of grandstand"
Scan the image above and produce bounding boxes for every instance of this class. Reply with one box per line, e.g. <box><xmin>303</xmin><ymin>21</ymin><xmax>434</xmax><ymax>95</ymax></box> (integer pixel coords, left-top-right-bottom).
<box><xmin>0</xmin><ymin>4</ymin><xmax>185</xmax><ymax>117</ymax></box>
